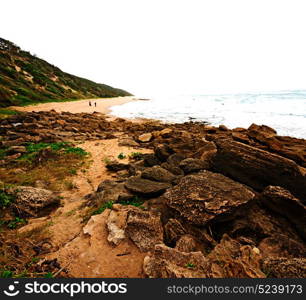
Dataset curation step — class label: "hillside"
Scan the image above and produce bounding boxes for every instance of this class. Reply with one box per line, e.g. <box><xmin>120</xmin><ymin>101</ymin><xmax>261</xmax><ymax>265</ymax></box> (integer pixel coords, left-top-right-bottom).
<box><xmin>0</xmin><ymin>38</ymin><xmax>132</xmax><ymax>107</ymax></box>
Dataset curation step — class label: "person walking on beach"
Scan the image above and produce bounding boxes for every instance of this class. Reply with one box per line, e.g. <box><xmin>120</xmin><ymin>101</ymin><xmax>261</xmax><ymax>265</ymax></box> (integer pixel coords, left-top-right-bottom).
<box><xmin>89</xmin><ymin>101</ymin><xmax>92</xmax><ymax>106</ymax></box>
<box><xmin>94</xmin><ymin>102</ymin><xmax>97</xmax><ymax>107</ymax></box>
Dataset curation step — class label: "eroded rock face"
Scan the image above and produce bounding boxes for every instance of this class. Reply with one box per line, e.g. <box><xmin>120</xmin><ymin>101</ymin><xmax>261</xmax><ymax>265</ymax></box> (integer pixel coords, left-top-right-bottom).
<box><xmin>125</xmin><ymin>177</ymin><xmax>171</xmax><ymax>197</ymax></box>
<box><xmin>143</xmin><ymin>235</ymin><xmax>265</xmax><ymax>278</ymax></box>
<box><xmin>259</xmin><ymin>186</ymin><xmax>306</xmax><ymax>239</ymax></box>
<box><xmin>212</xmin><ymin>138</ymin><xmax>306</xmax><ymax>201</ymax></box>
<box><xmin>106</xmin><ymin>205</ymin><xmax>164</xmax><ymax>252</ymax></box>
<box><xmin>262</xmin><ymin>258</ymin><xmax>306</xmax><ymax>278</ymax></box>
<box><xmin>9</xmin><ymin>186</ymin><xmax>60</xmax><ymax>218</ymax></box>
<box><xmin>164</xmin><ymin>171</ymin><xmax>255</xmax><ymax>226</ymax></box>
<box><xmin>141</xmin><ymin>166</ymin><xmax>176</xmax><ymax>183</ymax></box>
<box><xmin>179</xmin><ymin>158</ymin><xmax>209</xmax><ymax>174</ymax></box>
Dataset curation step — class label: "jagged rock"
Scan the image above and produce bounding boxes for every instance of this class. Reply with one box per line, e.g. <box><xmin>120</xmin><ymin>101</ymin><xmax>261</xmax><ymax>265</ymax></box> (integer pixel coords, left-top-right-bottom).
<box><xmin>262</xmin><ymin>258</ymin><xmax>306</xmax><ymax>278</ymax></box>
<box><xmin>138</xmin><ymin>133</ymin><xmax>153</xmax><ymax>143</ymax></box>
<box><xmin>126</xmin><ymin>207</ymin><xmax>164</xmax><ymax>252</ymax></box>
<box><xmin>143</xmin><ymin>154</ymin><xmax>161</xmax><ymax>167</ymax></box>
<box><xmin>247</xmin><ymin>123</ymin><xmax>277</xmax><ymax>143</ymax></box>
<box><xmin>219</xmin><ymin>125</ymin><xmax>229</xmax><ymax>131</ymax></box>
<box><xmin>91</xmin><ymin>180</ymin><xmax>134</xmax><ymax>204</ymax></box>
<box><xmin>118</xmin><ymin>137</ymin><xmax>139</xmax><ymax>147</ymax></box>
<box><xmin>161</xmin><ymin>162</ymin><xmax>184</xmax><ymax>176</ymax></box>
<box><xmin>143</xmin><ymin>235</ymin><xmax>265</xmax><ymax>278</ymax></box>
<box><xmin>213</xmin><ymin>138</ymin><xmax>306</xmax><ymax>201</ymax></box>
<box><xmin>259</xmin><ymin>186</ymin><xmax>306</xmax><ymax>239</ymax></box>
<box><xmin>175</xmin><ymin>234</ymin><xmax>206</xmax><ymax>253</ymax></box>
<box><xmin>105</xmin><ymin>160</ymin><xmax>129</xmax><ymax>172</ymax></box>
<box><xmin>154</xmin><ymin>144</ymin><xmax>174</xmax><ymax>162</ymax></box>
<box><xmin>125</xmin><ymin>177</ymin><xmax>171</xmax><ymax>196</ymax></box>
<box><xmin>8</xmin><ymin>186</ymin><xmax>60</xmax><ymax>218</ymax></box>
<box><xmin>232</xmin><ymin>132</ymin><xmax>250</xmax><ymax>143</ymax></box>
<box><xmin>167</xmin><ymin>153</ymin><xmax>185</xmax><ymax>166</ymax></box>
<box><xmin>141</xmin><ymin>166</ymin><xmax>176</xmax><ymax>183</ymax></box>
<box><xmin>159</xmin><ymin>128</ymin><xmax>173</xmax><ymax>138</ymax></box>
<box><xmin>106</xmin><ymin>209</ymin><xmax>128</xmax><ymax>245</ymax></box>
<box><xmin>164</xmin><ymin>171</ymin><xmax>255</xmax><ymax>226</ymax></box>
<box><xmin>179</xmin><ymin>158</ymin><xmax>208</xmax><ymax>174</ymax></box>
<box><xmin>143</xmin><ymin>244</ymin><xmax>210</xmax><ymax>278</ymax></box>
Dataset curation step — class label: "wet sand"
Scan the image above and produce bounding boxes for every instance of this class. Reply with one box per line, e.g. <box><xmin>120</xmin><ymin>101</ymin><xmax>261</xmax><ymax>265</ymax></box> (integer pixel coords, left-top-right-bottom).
<box><xmin>11</xmin><ymin>96</ymin><xmax>137</xmax><ymax>115</ymax></box>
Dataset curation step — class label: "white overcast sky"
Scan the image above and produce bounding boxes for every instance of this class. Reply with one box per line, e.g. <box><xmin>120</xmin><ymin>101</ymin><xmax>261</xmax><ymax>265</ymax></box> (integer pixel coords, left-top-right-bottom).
<box><xmin>1</xmin><ymin>0</ymin><xmax>306</xmax><ymax>96</ymax></box>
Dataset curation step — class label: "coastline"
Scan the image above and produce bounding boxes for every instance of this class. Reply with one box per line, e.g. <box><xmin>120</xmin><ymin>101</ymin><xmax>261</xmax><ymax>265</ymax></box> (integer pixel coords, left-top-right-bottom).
<box><xmin>10</xmin><ymin>96</ymin><xmax>138</xmax><ymax>115</ymax></box>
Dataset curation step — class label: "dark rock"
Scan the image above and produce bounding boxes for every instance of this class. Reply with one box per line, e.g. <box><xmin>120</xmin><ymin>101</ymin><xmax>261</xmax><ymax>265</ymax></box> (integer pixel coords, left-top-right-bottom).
<box><xmin>213</xmin><ymin>138</ymin><xmax>306</xmax><ymax>202</ymax></box>
<box><xmin>161</xmin><ymin>162</ymin><xmax>184</xmax><ymax>176</ymax></box>
<box><xmin>141</xmin><ymin>166</ymin><xmax>176</xmax><ymax>183</ymax></box>
<box><xmin>143</xmin><ymin>154</ymin><xmax>161</xmax><ymax>167</ymax></box>
<box><xmin>259</xmin><ymin>186</ymin><xmax>306</xmax><ymax>239</ymax></box>
<box><xmin>105</xmin><ymin>160</ymin><xmax>129</xmax><ymax>172</ymax></box>
<box><xmin>125</xmin><ymin>177</ymin><xmax>171</xmax><ymax>196</ymax></box>
<box><xmin>179</xmin><ymin>158</ymin><xmax>208</xmax><ymax>174</ymax></box>
<box><xmin>167</xmin><ymin>153</ymin><xmax>185</xmax><ymax>166</ymax></box>
<box><xmin>165</xmin><ymin>171</ymin><xmax>255</xmax><ymax>226</ymax></box>
<box><xmin>154</xmin><ymin>144</ymin><xmax>174</xmax><ymax>162</ymax></box>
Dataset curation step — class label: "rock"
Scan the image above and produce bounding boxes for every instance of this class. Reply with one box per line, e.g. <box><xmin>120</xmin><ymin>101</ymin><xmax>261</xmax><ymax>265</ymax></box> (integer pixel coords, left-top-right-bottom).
<box><xmin>247</xmin><ymin>123</ymin><xmax>277</xmax><ymax>144</ymax></box>
<box><xmin>141</xmin><ymin>166</ymin><xmax>176</xmax><ymax>183</ymax></box>
<box><xmin>232</xmin><ymin>132</ymin><xmax>250</xmax><ymax>144</ymax></box>
<box><xmin>219</xmin><ymin>125</ymin><xmax>229</xmax><ymax>131</ymax></box>
<box><xmin>138</xmin><ymin>133</ymin><xmax>153</xmax><ymax>143</ymax></box>
<box><xmin>126</xmin><ymin>207</ymin><xmax>164</xmax><ymax>252</ymax></box>
<box><xmin>105</xmin><ymin>160</ymin><xmax>129</xmax><ymax>172</ymax></box>
<box><xmin>262</xmin><ymin>258</ymin><xmax>306</xmax><ymax>278</ymax></box>
<box><xmin>7</xmin><ymin>146</ymin><xmax>27</xmax><ymax>154</ymax></box>
<box><xmin>166</xmin><ymin>153</ymin><xmax>185</xmax><ymax>166</ymax></box>
<box><xmin>154</xmin><ymin>144</ymin><xmax>174</xmax><ymax>162</ymax></box>
<box><xmin>118</xmin><ymin>137</ymin><xmax>139</xmax><ymax>147</ymax></box>
<box><xmin>159</xmin><ymin>128</ymin><xmax>173</xmax><ymax>138</ymax></box>
<box><xmin>9</xmin><ymin>186</ymin><xmax>60</xmax><ymax>218</ymax></box>
<box><xmin>143</xmin><ymin>244</ymin><xmax>210</xmax><ymax>278</ymax></box>
<box><xmin>259</xmin><ymin>186</ymin><xmax>306</xmax><ymax>239</ymax></box>
<box><xmin>143</xmin><ymin>235</ymin><xmax>265</xmax><ymax>278</ymax></box>
<box><xmin>107</xmin><ymin>209</ymin><xmax>128</xmax><ymax>245</ymax></box>
<box><xmin>161</xmin><ymin>162</ymin><xmax>184</xmax><ymax>176</ymax></box>
<box><xmin>212</xmin><ymin>138</ymin><xmax>306</xmax><ymax>202</ymax></box>
<box><xmin>91</xmin><ymin>180</ymin><xmax>134</xmax><ymax>204</ymax></box>
<box><xmin>143</xmin><ymin>154</ymin><xmax>161</xmax><ymax>167</ymax></box>
<box><xmin>175</xmin><ymin>234</ymin><xmax>205</xmax><ymax>253</ymax></box>
<box><xmin>179</xmin><ymin>158</ymin><xmax>208</xmax><ymax>174</ymax></box>
<box><xmin>125</xmin><ymin>177</ymin><xmax>171</xmax><ymax>197</ymax></box>
<box><xmin>164</xmin><ymin>171</ymin><xmax>255</xmax><ymax>226</ymax></box>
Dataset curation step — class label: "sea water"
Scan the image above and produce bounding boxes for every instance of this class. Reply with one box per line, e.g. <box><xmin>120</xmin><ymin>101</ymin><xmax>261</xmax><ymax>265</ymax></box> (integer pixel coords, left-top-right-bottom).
<box><xmin>111</xmin><ymin>90</ymin><xmax>306</xmax><ymax>139</ymax></box>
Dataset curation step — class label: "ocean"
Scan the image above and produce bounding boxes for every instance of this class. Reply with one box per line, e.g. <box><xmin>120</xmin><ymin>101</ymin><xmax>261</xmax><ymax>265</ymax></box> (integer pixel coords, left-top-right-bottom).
<box><xmin>111</xmin><ymin>90</ymin><xmax>306</xmax><ymax>139</ymax></box>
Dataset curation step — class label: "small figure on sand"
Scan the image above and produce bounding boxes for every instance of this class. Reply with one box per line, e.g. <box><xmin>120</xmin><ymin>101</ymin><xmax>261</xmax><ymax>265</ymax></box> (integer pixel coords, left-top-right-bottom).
<box><xmin>94</xmin><ymin>102</ymin><xmax>97</xmax><ymax>107</ymax></box>
<box><xmin>89</xmin><ymin>101</ymin><xmax>92</xmax><ymax>107</ymax></box>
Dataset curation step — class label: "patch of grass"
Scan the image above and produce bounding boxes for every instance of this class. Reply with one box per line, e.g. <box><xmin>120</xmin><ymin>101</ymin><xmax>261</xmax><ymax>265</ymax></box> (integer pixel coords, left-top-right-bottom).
<box><xmin>0</xmin><ymin>148</ymin><xmax>8</xmax><ymax>160</ymax></box>
<box><xmin>91</xmin><ymin>201</ymin><xmax>114</xmax><ymax>215</ymax></box>
<box><xmin>0</xmin><ymin>190</ymin><xmax>14</xmax><ymax>208</ymax></box>
<box><xmin>68</xmin><ymin>168</ymin><xmax>77</xmax><ymax>175</ymax></box>
<box><xmin>102</xmin><ymin>157</ymin><xmax>111</xmax><ymax>164</ymax></box>
<box><xmin>0</xmin><ymin>108</ymin><xmax>20</xmax><ymax>116</ymax></box>
<box><xmin>129</xmin><ymin>152</ymin><xmax>144</xmax><ymax>160</ymax></box>
<box><xmin>185</xmin><ymin>262</ymin><xmax>195</xmax><ymax>269</ymax></box>
<box><xmin>7</xmin><ymin>217</ymin><xmax>27</xmax><ymax>229</ymax></box>
<box><xmin>119</xmin><ymin>196</ymin><xmax>144</xmax><ymax>208</ymax></box>
<box><xmin>65</xmin><ymin>209</ymin><xmax>77</xmax><ymax>217</ymax></box>
<box><xmin>117</xmin><ymin>153</ymin><xmax>126</xmax><ymax>160</ymax></box>
<box><xmin>64</xmin><ymin>180</ymin><xmax>77</xmax><ymax>190</ymax></box>
<box><xmin>0</xmin><ymin>270</ymin><xmax>13</xmax><ymax>278</ymax></box>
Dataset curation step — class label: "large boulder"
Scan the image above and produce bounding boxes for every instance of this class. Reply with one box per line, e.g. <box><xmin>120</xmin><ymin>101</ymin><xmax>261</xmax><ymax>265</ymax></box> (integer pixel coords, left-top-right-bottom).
<box><xmin>164</xmin><ymin>171</ymin><xmax>255</xmax><ymax>226</ymax></box>
<box><xmin>141</xmin><ymin>166</ymin><xmax>176</xmax><ymax>183</ymax></box>
<box><xmin>9</xmin><ymin>186</ymin><xmax>60</xmax><ymax>218</ymax></box>
<box><xmin>125</xmin><ymin>177</ymin><xmax>171</xmax><ymax>197</ymax></box>
<box><xmin>179</xmin><ymin>158</ymin><xmax>208</xmax><ymax>174</ymax></box>
<box><xmin>212</xmin><ymin>138</ymin><xmax>306</xmax><ymax>202</ymax></box>
<box><xmin>259</xmin><ymin>186</ymin><xmax>306</xmax><ymax>239</ymax></box>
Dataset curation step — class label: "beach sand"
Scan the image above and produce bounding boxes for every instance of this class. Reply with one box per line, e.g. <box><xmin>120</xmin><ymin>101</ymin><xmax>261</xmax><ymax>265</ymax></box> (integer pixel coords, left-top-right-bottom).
<box><xmin>11</xmin><ymin>96</ymin><xmax>137</xmax><ymax>115</ymax></box>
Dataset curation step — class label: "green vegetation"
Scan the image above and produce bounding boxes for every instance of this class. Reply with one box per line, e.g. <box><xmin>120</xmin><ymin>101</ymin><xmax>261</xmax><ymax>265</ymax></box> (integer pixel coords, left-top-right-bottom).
<box><xmin>129</xmin><ymin>152</ymin><xmax>144</xmax><ymax>160</ymax></box>
<box><xmin>0</xmin><ymin>217</ymin><xmax>27</xmax><ymax>229</ymax></box>
<box><xmin>119</xmin><ymin>196</ymin><xmax>144</xmax><ymax>208</ymax></box>
<box><xmin>0</xmin><ymin>142</ymin><xmax>89</xmax><ymax>190</ymax></box>
<box><xmin>0</xmin><ymin>190</ymin><xmax>14</xmax><ymax>208</ymax></box>
<box><xmin>92</xmin><ymin>201</ymin><xmax>114</xmax><ymax>215</ymax></box>
<box><xmin>0</xmin><ymin>37</ymin><xmax>132</xmax><ymax>107</ymax></box>
<box><xmin>117</xmin><ymin>152</ymin><xmax>126</xmax><ymax>160</ymax></box>
<box><xmin>185</xmin><ymin>262</ymin><xmax>196</xmax><ymax>269</ymax></box>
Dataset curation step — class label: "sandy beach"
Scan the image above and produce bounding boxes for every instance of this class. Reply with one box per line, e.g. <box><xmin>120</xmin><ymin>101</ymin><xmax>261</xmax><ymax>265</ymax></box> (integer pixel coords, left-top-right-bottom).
<box><xmin>11</xmin><ymin>96</ymin><xmax>137</xmax><ymax>115</ymax></box>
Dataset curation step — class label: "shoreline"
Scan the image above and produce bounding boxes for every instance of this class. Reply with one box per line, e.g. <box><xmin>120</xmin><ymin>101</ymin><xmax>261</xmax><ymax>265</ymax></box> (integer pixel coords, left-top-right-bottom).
<box><xmin>10</xmin><ymin>96</ymin><xmax>138</xmax><ymax>115</ymax></box>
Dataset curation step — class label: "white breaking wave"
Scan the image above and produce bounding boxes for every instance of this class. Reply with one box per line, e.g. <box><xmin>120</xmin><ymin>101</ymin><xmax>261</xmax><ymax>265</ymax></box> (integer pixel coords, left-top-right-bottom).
<box><xmin>111</xmin><ymin>91</ymin><xmax>306</xmax><ymax>139</ymax></box>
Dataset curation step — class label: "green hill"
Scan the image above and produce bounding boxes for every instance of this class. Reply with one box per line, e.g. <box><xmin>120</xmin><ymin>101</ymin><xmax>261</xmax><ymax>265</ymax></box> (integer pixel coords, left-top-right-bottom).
<box><xmin>0</xmin><ymin>38</ymin><xmax>132</xmax><ymax>107</ymax></box>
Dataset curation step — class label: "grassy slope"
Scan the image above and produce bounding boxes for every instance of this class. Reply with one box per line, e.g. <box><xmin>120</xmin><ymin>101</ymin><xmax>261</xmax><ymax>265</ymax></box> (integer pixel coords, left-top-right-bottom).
<box><xmin>0</xmin><ymin>38</ymin><xmax>132</xmax><ymax>108</ymax></box>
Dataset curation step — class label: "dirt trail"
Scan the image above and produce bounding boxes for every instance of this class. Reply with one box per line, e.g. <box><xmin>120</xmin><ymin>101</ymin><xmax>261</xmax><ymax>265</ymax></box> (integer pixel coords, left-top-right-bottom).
<box><xmin>19</xmin><ymin>138</ymin><xmax>151</xmax><ymax>277</ymax></box>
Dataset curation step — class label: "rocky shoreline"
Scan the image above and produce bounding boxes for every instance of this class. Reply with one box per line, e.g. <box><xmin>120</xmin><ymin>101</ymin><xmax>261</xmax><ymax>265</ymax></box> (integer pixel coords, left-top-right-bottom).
<box><xmin>0</xmin><ymin>111</ymin><xmax>305</xmax><ymax>278</ymax></box>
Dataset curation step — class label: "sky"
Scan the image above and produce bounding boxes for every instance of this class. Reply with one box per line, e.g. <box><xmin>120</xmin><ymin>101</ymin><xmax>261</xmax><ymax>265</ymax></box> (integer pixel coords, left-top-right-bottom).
<box><xmin>1</xmin><ymin>0</ymin><xmax>306</xmax><ymax>97</ymax></box>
